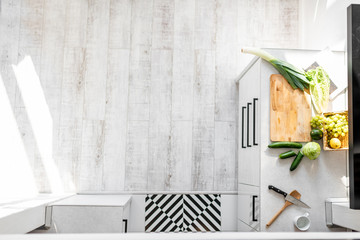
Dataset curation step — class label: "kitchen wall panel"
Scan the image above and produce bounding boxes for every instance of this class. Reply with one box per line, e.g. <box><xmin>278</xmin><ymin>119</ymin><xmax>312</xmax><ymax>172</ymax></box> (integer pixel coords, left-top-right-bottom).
<box><xmin>0</xmin><ymin>0</ymin><xmax>299</xmax><ymax>193</ymax></box>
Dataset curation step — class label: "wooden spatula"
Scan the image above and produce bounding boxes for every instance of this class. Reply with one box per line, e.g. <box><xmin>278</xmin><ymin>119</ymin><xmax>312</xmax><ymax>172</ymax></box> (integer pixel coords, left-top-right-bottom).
<box><xmin>266</xmin><ymin>190</ymin><xmax>301</xmax><ymax>227</ymax></box>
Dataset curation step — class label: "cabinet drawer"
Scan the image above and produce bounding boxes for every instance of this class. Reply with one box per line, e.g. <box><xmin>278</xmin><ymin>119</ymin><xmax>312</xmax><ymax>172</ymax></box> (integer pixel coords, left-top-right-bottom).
<box><xmin>237</xmin><ymin>219</ymin><xmax>258</xmax><ymax>232</ymax></box>
<box><xmin>51</xmin><ymin>206</ymin><xmax>124</xmax><ymax>233</ymax></box>
<box><xmin>238</xmin><ymin>184</ymin><xmax>260</xmax><ymax>230</ymax></box>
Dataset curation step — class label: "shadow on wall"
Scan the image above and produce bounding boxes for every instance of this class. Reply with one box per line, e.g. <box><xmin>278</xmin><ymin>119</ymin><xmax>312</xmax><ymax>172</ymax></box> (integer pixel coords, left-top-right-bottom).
<box><xmin>0</xmin><ymin>55</ymin><xmax>68</xmax><ymax>203</ymax></box>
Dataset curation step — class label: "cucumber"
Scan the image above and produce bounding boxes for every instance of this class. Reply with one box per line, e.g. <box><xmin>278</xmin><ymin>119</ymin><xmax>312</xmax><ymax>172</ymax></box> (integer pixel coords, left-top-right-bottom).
<box><xmin>290</xmin><ymin>151</ymin><xmax>304</xmax><ymax>171</ymax></box>
<box><xmin>268</xmin><ymin>142</ymin><xmax>302</xmax><ymax>149</ymax></box>
<box><xmin>279</xmin><ymin>150</ymin><xmax>296</xmax><ymax>159</ymax></box>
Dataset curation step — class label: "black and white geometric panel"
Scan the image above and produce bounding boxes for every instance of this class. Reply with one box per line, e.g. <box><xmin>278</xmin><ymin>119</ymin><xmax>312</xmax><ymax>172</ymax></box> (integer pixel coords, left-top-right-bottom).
<box><xmin>145</xmin><ymin>194</ymin><xmax>183</xmax><ymax>232</ymax></box>
<box><xmin>183</xmin><ymin>194</ymin><xmax>221</xmax><ymax>232</ymax></box>
<box><xmin>145</xmin><ymin>194</ymin><xmax>221</xmax><ymax>232</ymax></box>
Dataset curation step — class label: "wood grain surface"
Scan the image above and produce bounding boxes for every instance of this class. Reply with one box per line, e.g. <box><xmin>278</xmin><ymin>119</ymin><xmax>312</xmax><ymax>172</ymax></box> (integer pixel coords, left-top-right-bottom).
<box><xmin>0</xmin><ymin>0</ymin><xmax>300</xmax><ymax>193</ymax></box>
<box><xmin>270</xmin><ymin>74</ymin><xmax>311</xmax><ymax>142</ymax></box>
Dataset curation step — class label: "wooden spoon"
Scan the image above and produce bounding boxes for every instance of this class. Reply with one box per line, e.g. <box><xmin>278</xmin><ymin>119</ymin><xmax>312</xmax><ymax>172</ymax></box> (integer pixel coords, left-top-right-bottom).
<box><xmin>266</xmin><ymin>190</ymin><xmax>301</xmax><ymax>228</ymax></box>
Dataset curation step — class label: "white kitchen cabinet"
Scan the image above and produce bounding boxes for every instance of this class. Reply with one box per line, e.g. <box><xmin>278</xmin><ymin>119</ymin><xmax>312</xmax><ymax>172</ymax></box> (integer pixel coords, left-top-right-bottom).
<box><xmin>46</xmin><ymin>195</ymin><xmax>131</xmax><ymax>233</ymax></box>
<box><xmin>0</xmin><ymin>194</ymin><xmax>72</xmax><ymax>234</ymax></box>
<box><xmin>50</xmin><ymin>206</ymin><xmax>125</xmax><ymax>233</ymax></box>
<box><xmin>237</xmin><ymin>58</ymin><xmax>261</xmax><ymax>232</ymax></box>
<box><xmin>238</xmin><ymin>59</ymin><xmax>261</xmax><ymax>187</ymax></box>
<box><xmin>237</xmin><ymin>49</ymin><xmax>348</xmax><ymax>232</ymax></box>
<box><xmin>238</xmin><ymin>184</ymin><xmax>260</xmax><ymax>231</ymax></box>
<box><xmin>237</xmin><ymin>219</ymin><xmax>258</xmax><ymax>232</ymax></box>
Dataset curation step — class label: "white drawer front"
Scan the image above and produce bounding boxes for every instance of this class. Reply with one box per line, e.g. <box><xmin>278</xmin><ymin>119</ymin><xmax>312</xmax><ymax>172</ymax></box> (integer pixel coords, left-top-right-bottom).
<box><xmin>51</xmin><ymin>206</ymin><xmax>124</xmax><ymax>233</ymax></box>
<box><xmin>238</xmin><ymin>184</ymin><xmax>260</xmax><ymax>230</ymax></box>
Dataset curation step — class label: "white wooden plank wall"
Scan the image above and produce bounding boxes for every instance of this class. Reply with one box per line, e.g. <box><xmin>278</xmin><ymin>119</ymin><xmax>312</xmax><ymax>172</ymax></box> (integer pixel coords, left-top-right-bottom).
<box><xmin>168</xmin><ymin>0</ymin><xmax>194</xmax><ymax>190</ymax></box>
<box><xmin>192</xmin><ymin>0</ymin><xmax>216</xmax><ymax>190</ymax></box>
<box><xmin>192</xmin><ymin>50</ymin><xmax>216</xmax><ymax>190</ymax></box>
<box><xmin>16</xmin><ymin>0</ymin><xmax>49</xmax><ymax>192</ymax></box>
<box><xmin>0</xmin><ymin>0</ymin><xmax>20</xmax><ymax>108</ymax></box>
<box><xmin>125</xmin><ymin>0</ymin><xmax>153</xmax><ymax>190</ymax></box>
<box><xmin>103</xmin><ymin>49</ymin><xmax>130</xmax><ymax>191</ymax></box>
<box><xmin>41</xmin><ymin>0</ymin><xmax>66</xmax><ymax>193</ymax></box>
<box><xmin>214</xmin><ymin>0</ymin><xmax>238</xmax><ymax>190</ymax></box>
<box><xmin>0</xmin><ymin>0</ymin><xmax>299</xmax><ymax>192</ymax></box>
<box><xmin>148</xmin><ymin>0</ymin><xmax>174</xmax><ymax>190</ymax></box>
<box><xmin>58</xmin><ymin>0</ymin><xmax>88</xmax><ymax>191</ymax></box>
<box><xmin>79</xmin><ymin>0</ymin><xmax>110</xmax><ymax>191</ymax></box>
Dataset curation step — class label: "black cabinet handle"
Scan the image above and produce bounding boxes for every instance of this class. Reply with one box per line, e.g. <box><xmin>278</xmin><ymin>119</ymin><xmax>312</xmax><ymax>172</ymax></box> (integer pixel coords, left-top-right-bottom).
<box><xmin>253</xmin><ymin>98</ymin><xmax>258</xmax><ymax>146</ymax></box>
<box><xmin>252</xmin><ymin>195</ymin><xmax>258</xmax><ymax>222</ymax></box>
<box><xmin>123</xmin><ymin>219</ymin><xmax>128</xmax><ymax>233</ymax></box>
<box><xmin>242</xmin><ymin>106</ymin><xmax>246</xmax><ymax>148</ymax></box>
<box><xmin>247</xmin><ymin>102</ymin><xmax>252</xmax><ymax>147</ymax></box>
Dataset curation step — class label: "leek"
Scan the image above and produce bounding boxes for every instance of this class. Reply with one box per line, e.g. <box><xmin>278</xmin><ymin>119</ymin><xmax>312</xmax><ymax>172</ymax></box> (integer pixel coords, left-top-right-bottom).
<box><xmin>241</xmin><ymin>47</ymin><xmax>309</xmax><ymax>91</ymax></box>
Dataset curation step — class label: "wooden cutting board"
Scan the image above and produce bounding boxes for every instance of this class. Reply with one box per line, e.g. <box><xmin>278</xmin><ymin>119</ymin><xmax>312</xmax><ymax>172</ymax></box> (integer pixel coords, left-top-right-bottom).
<box><xmin>270</xmin><ymin>74</ymin><xmax>311</xmax><ymax>142</ymax></box>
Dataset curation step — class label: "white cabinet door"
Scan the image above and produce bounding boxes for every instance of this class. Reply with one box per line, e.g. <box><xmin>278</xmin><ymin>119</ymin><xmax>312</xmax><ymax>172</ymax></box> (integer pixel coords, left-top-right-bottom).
<box><xmin>237</xmin><ymin>219</ymin><xmax>258</xmax><ymax>232</ymax></box>
<box><xmin>238</xmin><ymin>60</ymin><xmax>260</xmax><ymax>186</ymax></box>
<box><xmin>50</xmin><ymin>206</ymin><xmax>124</xmax><ymax>233</ymax></box>
<box><xmin>238</xmin><ymin>76</ymin><xmax>249</xmax><ymax>184</ymax></box>
<box><xmin>238</xmin><ymin>184</ymin><xmax>260</xmax><ymax>231</ymax></box>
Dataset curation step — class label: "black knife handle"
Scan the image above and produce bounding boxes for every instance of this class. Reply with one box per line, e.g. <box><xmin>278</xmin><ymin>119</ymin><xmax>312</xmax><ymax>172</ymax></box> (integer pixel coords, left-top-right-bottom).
<box><xmin>268</xmin><ymin>185</ymin><xmax>287</xmax><ymax>197</ymax></box>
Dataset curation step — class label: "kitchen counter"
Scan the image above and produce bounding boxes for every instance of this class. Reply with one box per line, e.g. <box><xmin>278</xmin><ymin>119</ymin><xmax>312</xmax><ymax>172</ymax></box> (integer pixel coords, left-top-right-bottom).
<box><xmin>259</xmin><ymin>49</ymin><xmax>348</xmax><ymax>232</ymax></box>
<box><xmin>48</xmin><ymin>194</ymin><xmax>132</xmax><ymax>207</ymax></box>
<box><xmin>44</xmin><ymin>194</ymin><xmax>132</xmax><ymax>233</ymax></box>
<box><xmin>0</xmin><ymin>194</ymin><xmax>73</xmax><ymax>234</ymax></box>
<box><xmin>261</xmin><ymin>145</ymin><xmax>347</xmax><ymax>232</ymax></box>
<box><xmin>3</xmin><ymin>232</ymin><xmax>360</xmax><ymax>240</ymax></box>
<box><xmin>238</xmin><ymin>49</ymin><xmax>348</xmax><ymax>232</ymax></box>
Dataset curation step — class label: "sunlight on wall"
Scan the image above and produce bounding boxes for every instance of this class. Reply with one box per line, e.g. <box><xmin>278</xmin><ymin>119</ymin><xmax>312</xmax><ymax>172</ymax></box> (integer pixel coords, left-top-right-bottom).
<box><xmin>326</xmin><ymin>0</ymin><xmax>337</xmax><ymax>9</ymax></box>
<box><xmin>12</xmin><ymin>56</ymin><xmax>64</xmax><ymax>194</ymax></box>
<box><xmin>300</xmin><ymin>0</ymin><xmax>355</xmax><ymax>51</ymax></box>
<box><xmin>0</xmin><ymin>73</ymin><xmax>38</xmax><ymax>202</ymax></box>
<box><xmin>313</xmin><ymin>0</ymin><xmax>320</xmax><ymax>22</ymax></box>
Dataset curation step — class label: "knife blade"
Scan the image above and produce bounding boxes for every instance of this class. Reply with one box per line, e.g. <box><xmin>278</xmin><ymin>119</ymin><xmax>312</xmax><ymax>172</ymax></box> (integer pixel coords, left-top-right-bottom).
<box><xmin>268</xmin><ymin>185</ymin><xmax>310</xmax><ymax>209</ymax></box>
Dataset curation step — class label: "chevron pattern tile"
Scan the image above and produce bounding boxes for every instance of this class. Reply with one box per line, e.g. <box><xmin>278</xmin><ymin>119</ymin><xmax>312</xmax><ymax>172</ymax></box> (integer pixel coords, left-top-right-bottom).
<box><xmin>145</xmin><ymin>194</ymin><xmax>183</xmax><ymax>232</ymax></box>
<box><xmin>145</xmin><ymin>194</ymin><xmax>221</xmax><ymax>232</ymax></box>
<box><xmin>183</xmin><ymin>194</ymin><xmax>221</xmax><ymax>232</ymax></box>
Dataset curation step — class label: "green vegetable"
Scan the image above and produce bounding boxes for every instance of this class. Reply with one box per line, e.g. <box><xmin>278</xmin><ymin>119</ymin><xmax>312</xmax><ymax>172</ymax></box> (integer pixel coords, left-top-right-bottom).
<box><xmin>279</xmin><ymin>150</ymin><xmax>297</xmax><ymax>159</ymax></box>
<box><xmin>268</xmin><ymin>142</ymin><xmax>303</xmax><ymax>149</ymax></box>
<box><xmin>302</xmin><ymin>142</ymin><xmax>321</xmax><ymax>160</ymax></box>
<box><xmin>305</xmin><ymin>67</ymin><xmax>330</xmax><ymax>113</ymax></box>
<box><xmin>242</xmin><ymin>47</ymin><xmax>309</xmax><ymax>91</ymax></box>
<box><xmin>290</xmin><ymin>151</ymin><xmax>304</xmax><ymax>171</ymax></box>
<box><xmin>310</xmin><ymin>129</ymin><xmax>323</xmax><ymax>140</ymax></box>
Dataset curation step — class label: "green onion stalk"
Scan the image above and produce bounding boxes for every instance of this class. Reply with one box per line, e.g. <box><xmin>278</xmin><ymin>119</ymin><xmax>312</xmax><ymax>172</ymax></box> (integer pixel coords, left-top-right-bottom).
<box><xmin>241</xmin><ymin>47</ymin><xmax>310</xmax><ymax>91</ymax></box>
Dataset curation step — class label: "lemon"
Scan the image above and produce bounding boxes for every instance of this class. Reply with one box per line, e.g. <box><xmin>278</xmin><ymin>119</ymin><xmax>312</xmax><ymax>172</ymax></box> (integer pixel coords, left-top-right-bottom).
<box><xmin>330</xmin><ymin>138</ymin><xmax>341</xmax><ymax>149</ymax></box>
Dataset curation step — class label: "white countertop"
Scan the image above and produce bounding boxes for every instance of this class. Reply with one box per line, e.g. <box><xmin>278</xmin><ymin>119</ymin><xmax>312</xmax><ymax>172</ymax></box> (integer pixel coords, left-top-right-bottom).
<box><xmin>49</xmin><ymin>194</ymin><xmax>132</xmax><ymax>207</ymax></box>
<box><xmin>255</xmin><ymin>49</ymin><xmax>349</xmax><ymax>232</ymax></box>
<box><xmin>3</xmin><ymin>232</ymin><xmax>360</xmax><ymax>240</ymax></box>
<box><xmin>0</xmin><ymin>194</ymin><xmax>73</xmax><ymax>219</ymax></box>
<box><xmin>0</xmin><ymin>194</ymin><xmax>73</xmax><ymax>234</ymax></box>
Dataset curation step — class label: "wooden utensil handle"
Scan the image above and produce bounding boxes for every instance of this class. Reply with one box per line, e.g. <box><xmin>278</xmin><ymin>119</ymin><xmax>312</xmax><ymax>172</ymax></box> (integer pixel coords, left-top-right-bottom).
<box><xmin>266</xmin><ymin>205</ymin><xmax>287</xmax><ymax>227</ymax></box>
